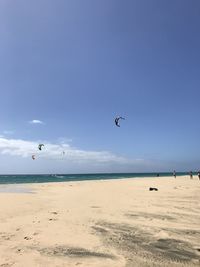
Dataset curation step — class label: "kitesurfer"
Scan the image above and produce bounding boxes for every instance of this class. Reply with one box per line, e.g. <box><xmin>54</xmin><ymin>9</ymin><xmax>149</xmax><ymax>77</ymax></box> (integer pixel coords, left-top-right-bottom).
<box><xmin>115</xmin><ymin>116</ymin><xmax>125</xmax><ymax>127</ymax></box>
<box><xmin>38</xmin><ymin>144</ymin><xmax>44</xmax><ymax>151</ymax></box>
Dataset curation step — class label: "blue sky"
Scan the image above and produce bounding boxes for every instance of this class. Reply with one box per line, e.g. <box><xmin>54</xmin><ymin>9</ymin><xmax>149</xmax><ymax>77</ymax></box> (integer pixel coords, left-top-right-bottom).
<box><xmin>0</xmin><ymin>0</ymin><xmax>200</xmax><ymax>173</ymax></box>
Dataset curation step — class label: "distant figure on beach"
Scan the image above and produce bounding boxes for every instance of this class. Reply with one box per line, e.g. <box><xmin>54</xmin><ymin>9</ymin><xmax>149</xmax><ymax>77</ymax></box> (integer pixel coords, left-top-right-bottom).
<box><xmin>189</xmin><ymin>171</ymin><xmax>193</xmax><ymax>179</ymax></box>
<box><xmin>198</xmin><ymin>171</ymin><xmax>200</xmax><ymax>180</ymax></box>
<box><xmin>156</xmin><ymin>173</ymin><xmax>159</xmax><ymax>177</ymax></box>
<box><xmin>173</xmin><ymin>170</ymin><xmax>176</xmax><ymax>178</ymax></box>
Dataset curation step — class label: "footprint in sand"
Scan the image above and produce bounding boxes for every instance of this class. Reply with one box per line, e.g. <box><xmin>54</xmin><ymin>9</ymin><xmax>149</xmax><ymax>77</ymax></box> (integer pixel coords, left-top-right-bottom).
<box><xmin>32</xmin><ymin>220</ymin><xmax>40</xmax><ymax>223</ymax></box>
<box><xmin>0</xmin><ymin>263</ymin><xmax>14</xmax><ymax>267</ymax></box>
<box><xmin>0</xmin><ymin>232</ymin><xmax>14</xmax><ymax>241</ymax></box>
<box><xmin>50</xmin><ymin>211</ymin><xmax>58</xmax><ymax>215</ymax></box>
<box><xmin>24</xmin><ymin>236</ymin><xmax>32</xmax><ymax>240</ymax></box>
<box><xmin>33</xmin><ymin>232</ymin><xmax>39</xmax><ymax>236</ymax></box>
<box><xmin>48</xmin><ymin>218</ymin><xmax>57</xmax><ymax>221</ymax></box>
<box><xmin>48</xmin><ymin>211</ymin><xmax>59</xmax><ymax>221</ymax></box>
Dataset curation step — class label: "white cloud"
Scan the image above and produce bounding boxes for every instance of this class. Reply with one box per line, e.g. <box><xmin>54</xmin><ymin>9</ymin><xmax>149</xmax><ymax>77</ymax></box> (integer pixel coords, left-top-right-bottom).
<box><xmin>0</xmin><ymin>137</ymin><xmax>162</xmax><ymax>174</ymax></box>
<box><xmin>29</xmin><ymin>120</ymin><xmax>44</xmax><ymax>124</ymax></box>
<box><xmin>0</xmin><ymin>137</ymin><xmax>133</xmax><ymax>164</ymax></box>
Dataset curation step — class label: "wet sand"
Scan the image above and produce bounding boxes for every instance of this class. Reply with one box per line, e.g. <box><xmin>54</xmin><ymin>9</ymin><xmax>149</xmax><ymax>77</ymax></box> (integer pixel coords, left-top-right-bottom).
<box><xmin>0</xmin><ymin>175</ymin><xmax>200</xmax><ymax>267</ymax></box>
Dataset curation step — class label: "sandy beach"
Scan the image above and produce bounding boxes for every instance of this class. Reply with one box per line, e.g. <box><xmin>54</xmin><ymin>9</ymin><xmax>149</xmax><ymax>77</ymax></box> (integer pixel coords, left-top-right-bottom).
<box><xmin>0</xmin><ymin>176</ymin><xmax>200</xmax><ymax>267</ymax></box>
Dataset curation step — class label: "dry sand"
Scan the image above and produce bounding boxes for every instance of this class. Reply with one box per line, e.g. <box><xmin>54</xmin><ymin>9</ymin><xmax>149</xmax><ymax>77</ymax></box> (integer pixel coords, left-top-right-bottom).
<box><xmin>0</xmin><ymin>175</ymin><xmax>200</xmax><ymax>267</ymax></box>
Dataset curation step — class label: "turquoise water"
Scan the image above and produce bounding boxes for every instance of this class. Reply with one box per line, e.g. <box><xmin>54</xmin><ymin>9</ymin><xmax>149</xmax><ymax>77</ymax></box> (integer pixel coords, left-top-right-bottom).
<box><xmin>0</xmin><ymin>172</ymin><xmax>191</xmax><ymax>185</ymax></box>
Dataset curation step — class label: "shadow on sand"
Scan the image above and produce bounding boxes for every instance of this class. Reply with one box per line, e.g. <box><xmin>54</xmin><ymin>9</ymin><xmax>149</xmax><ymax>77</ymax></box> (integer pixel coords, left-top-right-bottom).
<box><xmin>92</xmin><ymin>221</ymin><xmax>200</xmax><ymax>266</ymax></box>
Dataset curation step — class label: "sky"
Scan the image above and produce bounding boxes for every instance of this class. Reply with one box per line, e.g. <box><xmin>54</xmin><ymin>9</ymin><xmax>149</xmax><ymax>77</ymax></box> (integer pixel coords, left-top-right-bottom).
<box><xmin>0</xmin><ymin>0</ymin><xmax>200</xmax><ymax>174</ymax></box>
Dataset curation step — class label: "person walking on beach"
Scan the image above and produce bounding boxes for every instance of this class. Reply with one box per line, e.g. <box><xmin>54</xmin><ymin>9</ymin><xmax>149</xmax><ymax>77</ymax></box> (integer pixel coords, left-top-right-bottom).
<box><xmin>198</xmin><ymin>171</ymin><xmax>200</xmax><ymax>180</ymax></box>
<box><xmin>189</xmin><ymin>171</ymin><xmax>193</xmax><ymax>179</ymax></box>
<box><xmin>173</xmin><ymin>170</ymin><xmax>176</xmax><ymax>178</ymax></box>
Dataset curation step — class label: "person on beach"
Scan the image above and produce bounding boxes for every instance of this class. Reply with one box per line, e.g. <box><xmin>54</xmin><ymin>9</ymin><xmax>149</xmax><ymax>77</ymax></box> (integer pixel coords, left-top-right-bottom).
<box><xmin>198</xmin><ymin>171</ymin><xmax>200</xmax><ymax>180</ymax></box>
<box><xmin>189</xmin><ymin>171</ymin><xmax>193</xmax><ymax>179</ymax></box>
<box><xmin>173</xmin><ymin>170</ymin><xmax>176</xmax><ymax>178</ymax></box>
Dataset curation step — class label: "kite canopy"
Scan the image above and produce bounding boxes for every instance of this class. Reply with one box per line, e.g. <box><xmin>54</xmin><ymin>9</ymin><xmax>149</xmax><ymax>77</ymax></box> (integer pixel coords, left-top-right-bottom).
<box><xmin>115</xmin><ymin>116</ymin><xmax>125</xmax><ymax>127</ymax></box>
<box><xmin>38</xmin><ymin>144</ymin><xmax>44</xmax><ymax>151</ymax></box>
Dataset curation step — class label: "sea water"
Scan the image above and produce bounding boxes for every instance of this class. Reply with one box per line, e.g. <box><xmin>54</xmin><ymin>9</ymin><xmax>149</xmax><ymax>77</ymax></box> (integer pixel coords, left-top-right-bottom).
<box><xmin>0</xmin><ymin>172</ymin><xmax>190</xmax><ymax>185</ymax></box>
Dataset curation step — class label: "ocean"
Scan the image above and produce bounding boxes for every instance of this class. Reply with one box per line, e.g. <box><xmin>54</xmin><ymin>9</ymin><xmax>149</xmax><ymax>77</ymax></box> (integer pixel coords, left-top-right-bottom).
<box><xmin>0</xmin><ymin>172</ymin><xmax>191</xmax><ymax>185</ymax></box>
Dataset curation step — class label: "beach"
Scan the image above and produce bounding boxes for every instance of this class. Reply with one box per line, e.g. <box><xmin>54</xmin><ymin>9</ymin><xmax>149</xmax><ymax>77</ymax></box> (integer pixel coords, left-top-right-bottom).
<box><xmin>0</xmin><ymin>176</ymin><xmax>200</xmax><ymax>267</ymax></box>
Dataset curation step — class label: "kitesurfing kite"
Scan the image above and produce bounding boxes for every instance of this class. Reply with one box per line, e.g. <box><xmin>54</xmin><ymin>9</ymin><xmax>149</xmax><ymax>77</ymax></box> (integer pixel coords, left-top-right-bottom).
<box><xmin>38</xmin><ymin>144</ymin><xmax>44</xmax><ymax>151</ymax></box>
<box><xmin>115</xmin><ymin>116</ymin><xmax>125</xmax><ymax>127</ymax></box>
<box><xmin>32</xmin><ymin>155</ymin><xmax>36</xmax><ymax>160</ymax></box>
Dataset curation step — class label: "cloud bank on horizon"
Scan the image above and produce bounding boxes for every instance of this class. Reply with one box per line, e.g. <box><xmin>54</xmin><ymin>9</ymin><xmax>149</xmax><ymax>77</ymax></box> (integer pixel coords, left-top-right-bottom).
<box><xmin>1</xmin><ymin>136</ymin><xmax>198</xmax><ymax>174</ymax></box>
<box><xmin>0</xmin><ymin>137</ymin><xmax>142</xmax><ymax>165</ymax></box>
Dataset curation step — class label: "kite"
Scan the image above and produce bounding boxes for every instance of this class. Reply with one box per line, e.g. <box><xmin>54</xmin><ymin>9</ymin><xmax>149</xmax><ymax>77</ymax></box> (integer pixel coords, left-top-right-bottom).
<box><xmin>32</xmin><ymin>155</ymin><xmax>36</xmax><ymax>160</ymax></box>
<box><xmin>38</xmin><ymin>144</ymin><xmax>44</xmax><ymax>151</ymax></box>
<box><xmin>115</xmin><ymin>116</ymin><xmax>125</xmax><ymax>127</ymax></box>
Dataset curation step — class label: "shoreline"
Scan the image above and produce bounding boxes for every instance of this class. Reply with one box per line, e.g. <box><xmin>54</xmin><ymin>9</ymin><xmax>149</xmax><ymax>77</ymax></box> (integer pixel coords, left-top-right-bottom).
<box><xmin>0</xmin><ymin>173</ymin><xmax>198</xmax><ymax>188</ymax></box>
